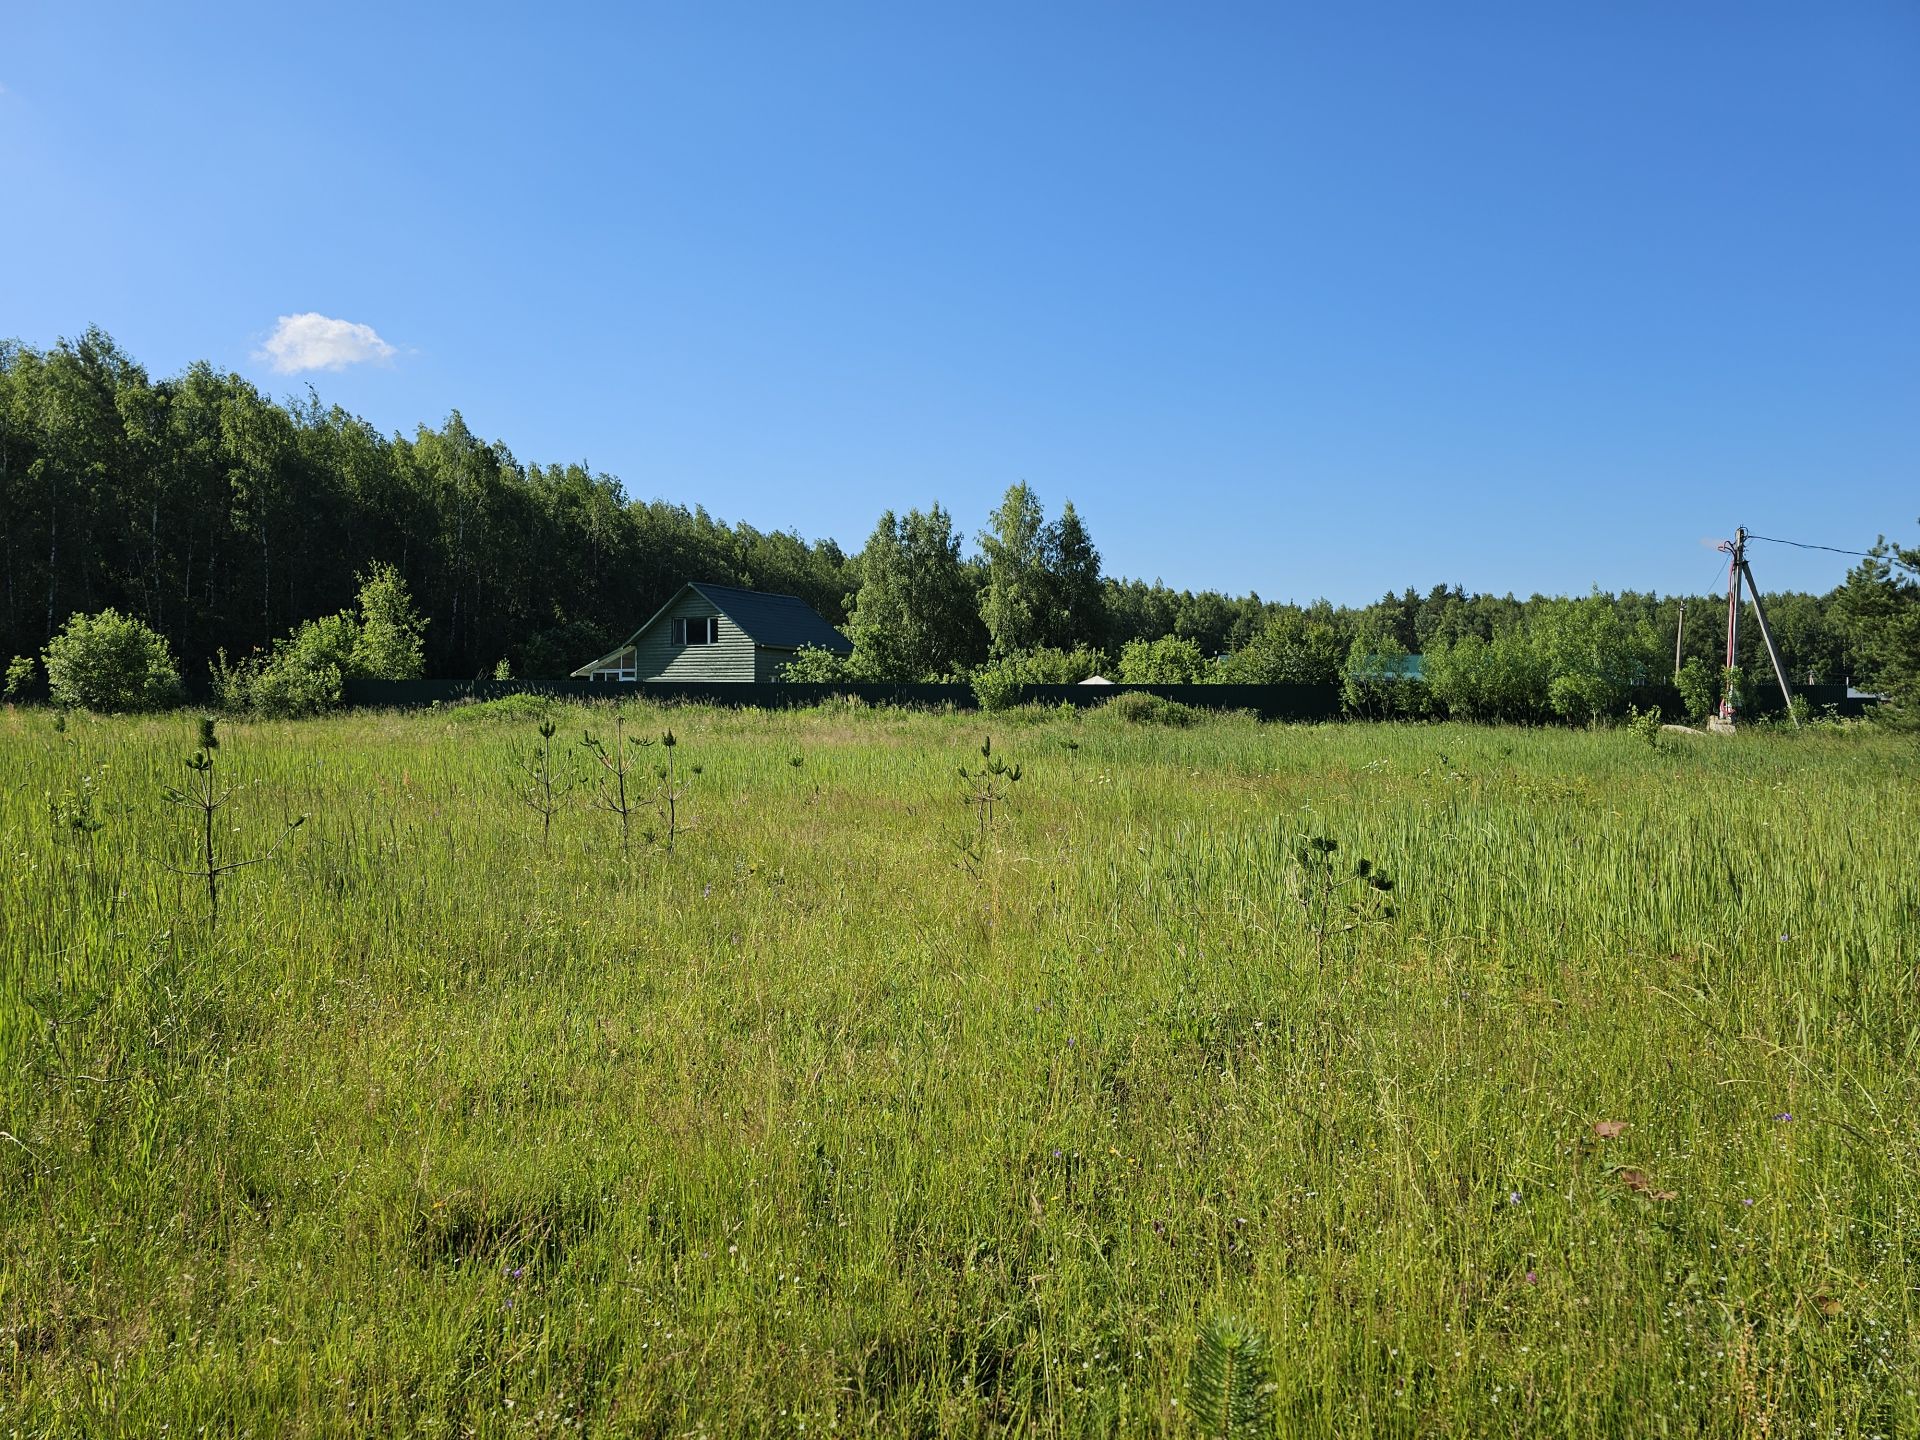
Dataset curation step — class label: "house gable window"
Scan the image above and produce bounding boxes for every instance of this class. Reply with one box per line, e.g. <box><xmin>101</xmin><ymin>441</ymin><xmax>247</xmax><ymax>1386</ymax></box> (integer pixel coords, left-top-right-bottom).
<box><xmin>671</xmin><ymin>616</ymin><xmax>719</xmax><ymax>646</ymax></box>
<box><xmin>591</xmin><ymin>647</ymin><xmax>637</xmax><ymax>681</ymax></box>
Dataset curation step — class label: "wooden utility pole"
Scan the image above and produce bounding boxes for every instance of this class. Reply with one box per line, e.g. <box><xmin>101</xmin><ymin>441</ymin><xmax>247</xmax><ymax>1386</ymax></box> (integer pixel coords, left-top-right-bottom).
<box><xmin>1715</xmin><ymin>526</ymin><xmax>1797</xmax><ymax>728</ymax></box>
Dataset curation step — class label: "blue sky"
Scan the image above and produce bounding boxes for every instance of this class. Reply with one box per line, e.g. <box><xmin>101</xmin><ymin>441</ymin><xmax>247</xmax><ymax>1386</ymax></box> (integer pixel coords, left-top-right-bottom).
<box><xmin>3</xmin><ymin>2</ymin><xmax>1915</xmax><ymax>604</ymax></box>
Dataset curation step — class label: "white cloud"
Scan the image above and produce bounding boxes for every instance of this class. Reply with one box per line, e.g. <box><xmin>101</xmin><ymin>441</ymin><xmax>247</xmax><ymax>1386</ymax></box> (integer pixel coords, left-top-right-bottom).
<box><xmin>255</xmin><ymin>313</ymin><xmax>397</xmax><ymax>374</ymax></box>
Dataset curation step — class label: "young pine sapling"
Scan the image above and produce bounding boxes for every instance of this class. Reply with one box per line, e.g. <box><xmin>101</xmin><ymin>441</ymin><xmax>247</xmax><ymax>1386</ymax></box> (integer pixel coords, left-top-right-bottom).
<box><xmin>656</xmin><ymin>727</ymin><xmax>686</xmax><ymax>852</ymax></box>
<box><xmin>160</xmin><ymin>715</ymin><xmax>306</xmax><ymax>930</ymax></box>
<box><xmin>580</xmin><ymin>712</ymin><xmax>644</xmax><ymax>853</ymax></box>
<box><xmin>954</xmin><ymin>735</ymin><xmax>1022</xmax><ymax>878</ymax></box>
<box><xmin>513</xmin><ymin>718</ymin><xmax>574</xmax><ymax>849</ymax></box>
<box><xmin>1289</xmin><ymin>834</ymin><xmax>1396</xmax><ymax>970</ymax></box>
<box><xmin>1187</xmin><ymin>1314</ymin><xmax>1276</xmax><ymax>1440</ymax></box>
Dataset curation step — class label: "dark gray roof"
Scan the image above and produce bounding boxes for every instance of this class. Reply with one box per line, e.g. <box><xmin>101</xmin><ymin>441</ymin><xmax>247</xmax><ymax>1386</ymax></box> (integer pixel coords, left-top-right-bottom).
<box><xmin>688</xmin><ymin>582</ymin><xmax>853</xmax><ymax>654</ymax></box>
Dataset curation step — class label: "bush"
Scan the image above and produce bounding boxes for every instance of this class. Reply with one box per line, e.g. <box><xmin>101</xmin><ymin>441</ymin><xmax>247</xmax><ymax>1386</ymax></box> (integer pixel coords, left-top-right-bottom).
<box><xmin>244</xmin><ymin>612</ymin><xmax>359</xmax><ymax>716</ymax></box>
<box><xmin>972</xmin><ymin>663</ymin><xmax>1023</xmax><ymax>712</ymax></box>
<box><xmin>969</xmin><ymin>646</ymin><xmax>1111</xmax><ymax>710</ymax></box>
<box><xmin>778</xmin><ymin>645</ymin><xmax>858</xmax><ymax>683</ymax></box>
<box><xmin>1214</xmin><ymin>611</ymin><xmax>1345</xmax><ymax>685</ymax></box>
<box><xmin>1340</xmin><ymin>629</ymin><xmax>1427</xmax><ymax>720</ymax></box>
<box><xmin>1674</xmin><ymin>655</ymin><xmax>1718</xmax><ymax>722</ymax></box>
<box><xmin>43</xmin><ymin>609</ymin><xmax>182</xmax><ymax>712</ymax></box>
<box><xmin>450</xmin><ymin>693</ymin><xmax>556</xmax><ymax>724</ymax></box>
<box><xmin>1098</xmin><ymin>690</ymin><xmax>1201</xmax><ymax>727</ymax></box>
<box><xmin>1117</xmin><ymin>635</ymin><xmax>1209</xmax><ymax>684</ymax></box>
<box><xmin>1625</xmin><ymin>703</ymin><xmax>1664</xmax><ymax>749</ymax></box>
<box><xmin>1424</xmin><ymin>631</ymin><xmax>1549</xmax><ymax>723</ymax></box>
<box><xmin>215</xmin><ymin>565</ymin><xmax>431</xmax><ymax>715</ymax></box>
<box><xmin>5</xmin><ymin>654</ymin><xmax>35</xmax><ymax>700</ymax></box>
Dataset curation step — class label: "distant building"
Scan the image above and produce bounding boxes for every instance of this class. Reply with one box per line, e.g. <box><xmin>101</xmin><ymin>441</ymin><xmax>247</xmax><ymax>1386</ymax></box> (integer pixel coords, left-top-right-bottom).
<box><xmin>572</xmin><ymin>582</ymin><xmax>852</xmax><ymax>684</ymax></box>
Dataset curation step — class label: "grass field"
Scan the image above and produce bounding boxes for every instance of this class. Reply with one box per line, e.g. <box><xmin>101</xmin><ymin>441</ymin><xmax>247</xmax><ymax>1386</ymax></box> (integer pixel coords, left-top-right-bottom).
<box><xmin>2</xmin><ymin>699</ymin><xmax>1916</xmax><ymax>1437</ymax></box>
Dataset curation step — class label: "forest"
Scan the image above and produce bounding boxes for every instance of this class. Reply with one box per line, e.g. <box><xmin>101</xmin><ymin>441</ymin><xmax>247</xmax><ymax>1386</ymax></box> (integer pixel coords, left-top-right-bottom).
<box><xmin>3</xmin><ymin>329</ymin><xmax>1915</xmax><ymax>718</ymax></box>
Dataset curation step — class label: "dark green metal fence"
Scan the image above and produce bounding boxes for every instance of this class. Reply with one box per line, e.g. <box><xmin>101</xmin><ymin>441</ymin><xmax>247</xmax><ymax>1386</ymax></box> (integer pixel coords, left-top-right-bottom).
<box><xmin>341</xmin><ymin>677</ymin><xmax>1348</xmax><ymax>718</ymax></box>
<box><xmin>340</xmin><ymin>677</ymin><xmax>1876</xmax><ymax>721</ymax></box>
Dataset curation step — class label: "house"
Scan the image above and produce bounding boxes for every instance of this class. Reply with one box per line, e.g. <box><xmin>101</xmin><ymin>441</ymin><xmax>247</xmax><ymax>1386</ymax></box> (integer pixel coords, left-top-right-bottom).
<box><xmin>571</xmin><ymin>582</ymin><xmax>853</xmax><ymax>683</ymax></box>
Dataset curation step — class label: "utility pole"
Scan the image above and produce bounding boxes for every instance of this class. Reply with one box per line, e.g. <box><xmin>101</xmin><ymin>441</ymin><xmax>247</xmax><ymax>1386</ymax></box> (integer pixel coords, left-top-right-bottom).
<box><xmin>1674</xmin><ymin>601</ymin><xmax>1685</xmax><ymax>679</ymax></box>
<box><xmin>1715</xmin><ymin>526</ymin><xmax>1797</xmax><ymax>729</ymax></box>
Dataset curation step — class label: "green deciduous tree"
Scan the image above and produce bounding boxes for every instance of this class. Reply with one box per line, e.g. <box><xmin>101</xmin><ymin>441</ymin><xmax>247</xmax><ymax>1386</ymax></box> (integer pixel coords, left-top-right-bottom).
<box><xmin>844</xmin><ymin>504</ymin><xmax>984</xmax><ymax>679</ymax></box>
<box><xmin>352</xmin><ymin>562</ymin><xmax>428</xmax><ymax>680</ymax></box>
<box><xmin>246</xmin><ymin>611</ymin><xmax>360</xmax><ymax>716</ymax></box>
<box><xmin>776</xmin><ymin>645</ymin><xmax>858</xmax><ymax>683</ymax></box>
<box><xmin>1424</xmin><ymin>628</ymin><xmax>1550</xmax><ymax>723</ymax></box>
<box><xmin>1530</xmin><ymin>593</ymin><xmax>1652</xmax><ymax>724</ymax></box>
<box><xmin>1340</xmin><ymin>626</ymin><xmax>1424</xmax><ymax>719</ymax></box>
<box><xmin>228</xmin><ymin>564</ymin><xmax>430</xmax><ymax>714</ymax></box>
<box><xmin>978</xmin><ymin>485</ymin><xmax>1106</xmax><ymax>658</ymax></box>
<box><xmin>979</xmin><ymin>483</ymin><xmax>1050</xmax><ymax>658</ymax></box>
<box><xmin>1215</xmin><ymin>608</ymin><xmax>1347</xmax><ymax>685</ymax></box>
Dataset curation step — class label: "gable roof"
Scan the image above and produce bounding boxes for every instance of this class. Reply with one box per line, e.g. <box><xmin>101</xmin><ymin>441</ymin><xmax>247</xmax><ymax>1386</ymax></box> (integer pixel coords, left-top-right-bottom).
<box><xmin>573</xmin><ymin>582</ymin><xmax>852</xmax><ymax>675</ymax></box>
<box><xmin>686</xmin><ymin>582</ymin><xmax>853</xmax><ymax>653</ymax></box>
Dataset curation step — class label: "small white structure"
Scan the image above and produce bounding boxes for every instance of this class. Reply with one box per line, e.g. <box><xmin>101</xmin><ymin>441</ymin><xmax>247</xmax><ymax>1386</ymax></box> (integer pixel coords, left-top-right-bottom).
<box><xmin>1079</xmin><ymin>675</ymin><xmax>1114</xmax><ymax>686</ymax></box>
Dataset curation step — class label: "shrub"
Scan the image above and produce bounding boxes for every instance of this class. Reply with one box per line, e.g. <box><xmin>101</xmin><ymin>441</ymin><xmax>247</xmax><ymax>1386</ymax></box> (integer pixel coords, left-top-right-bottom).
<box><xmin>215</xmin><ymin>565</ymin><xmax>430</xmax><ymax>715</ymax></box>
<box><xmin>1116</xmin><ymin>635</ymin><xmax>1209</xmax><ymax>684</ymax></box>
<box><xmin>5</xmin><ymin>654</ymin><xmax>35</xmax><ymax>700</ymax></box>
<box><xmin>1214</xmin><ymin>611</ymin><xmax>1345</xmax><ymax>685</ymax></box>
<box><xmin>1625</xmin><ymin>703</ymin><xmax>1664</xmax><ymax>749</ymax></box>
<box><xmin>246</xmin><ymin>612</ymin><xmax>359</xmax><ymax>717</ymax></box>
<box><xmin>1531</xmin><ymin>594</ymin><xmax>1649</xmax><ymax>724</ymax></box>
<box><xmin>43</xmin><ymin>609</ymin><xmax>182</xmax><ymax>712</ymax></box>
<box><xmin>778</xmin><ymin>645</ymin><xmax>858</xmax><ymax>683</ymax></box>
<box><xmin>1340</xmin><ymin>628</ymin><xmax>1426</xmax><ymax>719</ymax></box>
<box><xmin>1098</xmin><ymin>690</ymin><xmax>1201</xmax><ymax>727</ymax></box>
<box><xmin>1424</xmin><ymin>630</ymin><xmax>1550</xmax><ymax>723</ymax></box>
<box><xmin>971</xmin><ymin>645</ymin><xmax>1111</xmax><ymax>710</ymax></box>
<box><xmin>1673</xmin><ymin>655</ymin><xmax>1718</xmax><ymax>722</ymax></box>
<box><xmin>972</xmin><ymin>662</ymin><xmax>1023</xmax><ymax>712</ymax></box>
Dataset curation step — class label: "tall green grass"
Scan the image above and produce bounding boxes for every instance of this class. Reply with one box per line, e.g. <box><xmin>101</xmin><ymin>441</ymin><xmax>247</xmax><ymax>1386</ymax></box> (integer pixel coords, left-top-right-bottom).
<box><xmin>2</xmin><ymin>701</ymin><xmax>1915</xmax><ymax>1436</ymax></box>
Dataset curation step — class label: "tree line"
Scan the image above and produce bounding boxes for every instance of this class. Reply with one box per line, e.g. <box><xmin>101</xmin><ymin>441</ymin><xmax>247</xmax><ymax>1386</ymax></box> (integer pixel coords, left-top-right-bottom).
<box><xmin>4</xmin><ymin>328</ymin><xmax>1915</xmax><ymax>720</ymax></box>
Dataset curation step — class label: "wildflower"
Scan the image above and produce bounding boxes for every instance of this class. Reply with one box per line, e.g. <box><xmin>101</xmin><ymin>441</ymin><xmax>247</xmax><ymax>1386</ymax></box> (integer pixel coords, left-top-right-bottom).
<box><xmin>1525</xmin><ymin>1271</ymin><xmax>1538</xmax><ymax>1285</ymax></box>
<box><xmin>1775</xmin><ymin>1113</ymin><xmax>1793</xmax><ymax>1123</ymax></box>
<box><xmin>1509</xmin><ymin>1192</ymin><xmax>1522</xmax><ymax>1205</ymax></box>
<box><xmin>1743</xmin><ymin>1198</ymin><xmax>1755</xmax><ymax>1207</ymax></box>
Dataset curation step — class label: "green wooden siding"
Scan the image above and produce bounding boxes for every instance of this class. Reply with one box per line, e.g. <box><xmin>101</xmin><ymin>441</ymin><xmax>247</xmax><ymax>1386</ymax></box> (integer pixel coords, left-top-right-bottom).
<box><xmin>755</xmin><ymin>648</ymin><xmax>799</xmax><ymax>683</ymax></box>
<box><xmin>633</xmin><ymin>593</ymin><xmax>757</xmax><ymax>681</ymax></box>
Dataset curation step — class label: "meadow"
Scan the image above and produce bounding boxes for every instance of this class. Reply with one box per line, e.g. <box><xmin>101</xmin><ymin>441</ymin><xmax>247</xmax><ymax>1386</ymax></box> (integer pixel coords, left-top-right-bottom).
<box><xmin>1</xmin><ymin>698</ymin><xmax>1916</xmax><ymax>1438</ymax></box>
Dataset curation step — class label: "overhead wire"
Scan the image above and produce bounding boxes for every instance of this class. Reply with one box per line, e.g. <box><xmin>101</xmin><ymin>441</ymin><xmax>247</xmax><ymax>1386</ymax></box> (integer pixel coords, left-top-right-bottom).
<box><xmin>1744</xmin><ymin>533</ymin><xmax>1875</xmax><ymax>559</ymax></box>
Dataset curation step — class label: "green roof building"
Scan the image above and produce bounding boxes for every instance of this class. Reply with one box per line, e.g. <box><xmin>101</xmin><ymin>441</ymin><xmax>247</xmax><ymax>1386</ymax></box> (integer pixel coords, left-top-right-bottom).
<box><xmin>572</xmin><ymin>582</ymin><xmax>852</xmax><ymax>683</ymax></box>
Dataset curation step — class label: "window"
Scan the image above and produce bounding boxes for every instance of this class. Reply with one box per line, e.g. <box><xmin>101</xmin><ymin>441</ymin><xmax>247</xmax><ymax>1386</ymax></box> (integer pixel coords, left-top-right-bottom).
<box><xmin>591</xmin><ymin>647</ymin><xmax>636</xmax><ymax>681</ymax></box>
<box><xmin>672</xmin><ymin>616</ymin><xmax>718</xmax><ymax>646</ymax></box>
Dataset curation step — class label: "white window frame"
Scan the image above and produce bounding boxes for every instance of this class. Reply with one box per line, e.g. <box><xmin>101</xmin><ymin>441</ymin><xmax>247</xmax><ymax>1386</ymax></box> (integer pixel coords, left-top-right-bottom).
<box><xmin>591</xmin><ymin>647</ymin><xmax>637</xmax><ymax>681</ymax></box>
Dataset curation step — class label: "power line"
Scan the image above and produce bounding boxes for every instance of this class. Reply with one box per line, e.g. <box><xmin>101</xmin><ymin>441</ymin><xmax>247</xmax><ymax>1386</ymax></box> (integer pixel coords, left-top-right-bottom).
<box><xmin>1744</xmin><ymin>533</ymin><xmax>1875</xmax><ymax>559</ymax></box>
